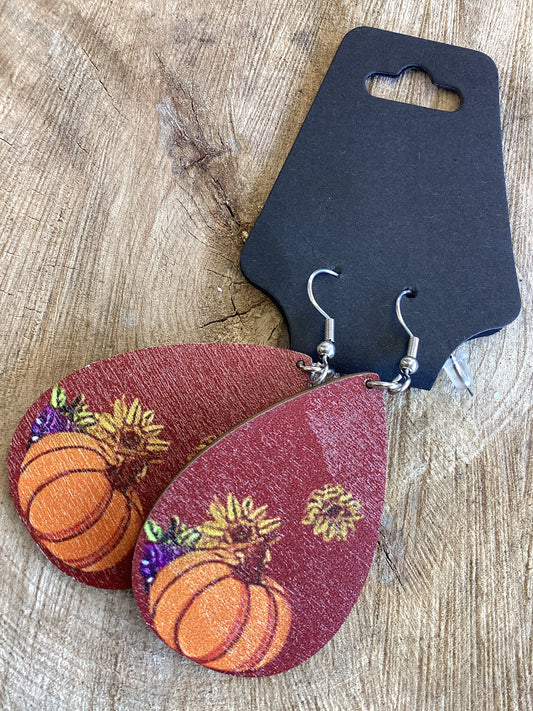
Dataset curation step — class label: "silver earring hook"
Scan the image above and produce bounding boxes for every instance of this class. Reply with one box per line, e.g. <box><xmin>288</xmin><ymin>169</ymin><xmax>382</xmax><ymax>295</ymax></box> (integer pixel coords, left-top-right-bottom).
<box><xmin>298</xmin><ymin>268</ymin><xmax>340</xmax><ymax>386</ymax></box>
<box><xmin>367</xmin><ymin>288</ymin><xmax>420</xmax><ymax>394</ymax></box>
<box><xmin>396</xmin><ymin>289</ymin><xmax>420</xmax><ymax>374</ymax></box>
<box><xmin>307</xmin><ymin>268</ymin><xmax>339</xmax><ymax>344</ymax></box>
<box><xmin>396</xmin><ymin>289</ymin><xmax>416</xmax><ymax>338</ymax></box>
<box><xmin>308</xmin><ymin>268</ymin><xmax>339</xmax><ymax>319</ymax></box>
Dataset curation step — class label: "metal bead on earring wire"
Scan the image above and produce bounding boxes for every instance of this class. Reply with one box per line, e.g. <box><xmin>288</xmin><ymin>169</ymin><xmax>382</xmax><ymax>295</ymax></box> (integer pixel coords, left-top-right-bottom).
<box><xmin>298</xmin><ymin>268</ymin><xmax>340</xmax><ymax>386</ymax></box>
<box><xmin>366</xmin><ymin>288</ymin><xmax>420</xmax><ymax>394</ymax></box>
<box><xmin>317</xmin><ymin>340</ymin><xmax>335</xmax><ymax>359</ymax></box>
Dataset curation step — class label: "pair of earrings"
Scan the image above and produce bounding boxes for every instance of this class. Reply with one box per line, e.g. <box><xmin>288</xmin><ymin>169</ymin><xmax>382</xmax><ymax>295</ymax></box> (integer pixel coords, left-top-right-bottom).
<box><xmin>9</xmin><ymin>269</ymin><xmax>418</xmax><ymax>676</ymax></box>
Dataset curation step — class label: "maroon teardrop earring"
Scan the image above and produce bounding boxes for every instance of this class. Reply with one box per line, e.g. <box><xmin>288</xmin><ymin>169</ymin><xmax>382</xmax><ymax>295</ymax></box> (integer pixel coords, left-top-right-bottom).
<box><xmin>8</xmin><ymin>343</ymin><xmax>312</xmax><ymax>589</ymax></box>
<box><xmin>131</xmin><ymin>270</ymin><xmax>419</xmax><ymax>677</ymax></box>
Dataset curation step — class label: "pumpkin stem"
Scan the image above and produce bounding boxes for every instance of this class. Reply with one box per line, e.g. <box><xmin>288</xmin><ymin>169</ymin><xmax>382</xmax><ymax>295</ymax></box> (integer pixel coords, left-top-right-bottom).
<box><xmin>232</xmin><ymin>536</ymin><xmax>275</xmax><ymax>586</ymax></box>
<box><xmin>106</xmin><ymin>458</ymin><xmax>146</xmax><ymax>492</ymax></box>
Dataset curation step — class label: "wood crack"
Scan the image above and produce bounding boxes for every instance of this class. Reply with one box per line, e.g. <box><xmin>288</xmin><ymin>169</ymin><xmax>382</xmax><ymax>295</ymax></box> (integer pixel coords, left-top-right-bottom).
<box><xmin>199</xmin><ymin>300</ymin><xmax>263</xmax><ymax>329</ymax></box>
<box><xmin>81</xmin><ymin>47</ymin><xmax>126</xmax><ymax>119</ymax></box>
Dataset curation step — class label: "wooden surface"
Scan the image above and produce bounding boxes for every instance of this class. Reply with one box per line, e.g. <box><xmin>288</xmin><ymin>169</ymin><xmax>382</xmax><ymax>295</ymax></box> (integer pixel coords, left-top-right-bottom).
<box><xmin>0</xmin><ymin>1</ymin><xmax>531</xmax><ymax>709</ymax></box>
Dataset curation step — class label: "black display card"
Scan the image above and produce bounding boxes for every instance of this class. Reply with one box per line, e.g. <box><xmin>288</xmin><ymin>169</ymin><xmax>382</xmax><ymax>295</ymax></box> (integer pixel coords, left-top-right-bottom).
<box><xmin>240</xmin><ymin>26</ymin><xmax>521</xmax><ymax>389</ymax></box>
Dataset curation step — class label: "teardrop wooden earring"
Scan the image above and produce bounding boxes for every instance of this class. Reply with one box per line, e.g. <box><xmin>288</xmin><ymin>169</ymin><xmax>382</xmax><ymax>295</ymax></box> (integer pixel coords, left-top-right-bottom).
<box><xmin>132</xmin><ymin>272</ymin><xmax>419</xmax><ymax>676</ymax></box>
<box><xmin>8</xmin><ymin>344</ymin><xmax>312</xmax><ymax>589</ymax></box>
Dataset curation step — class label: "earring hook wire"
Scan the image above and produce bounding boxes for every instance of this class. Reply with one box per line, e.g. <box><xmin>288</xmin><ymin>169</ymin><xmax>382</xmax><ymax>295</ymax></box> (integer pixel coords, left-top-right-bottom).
<box><xmin>307</xmin><ymin>268</ymin><xmax>340</xmax><ymax>321</ymax></box>
<box><xmin>298</xmin><ymin>268</ymin><xmax>340</xmax><ymax>386</ymax></box>
<box><xmin>301</xmin><ymin>277</ymin><xmax>421</xmax><ymax>395</ymax></box>
<box><xmin>395</xmin><ymin>288</ymin><xmax>416</xmax><ymax>338</ymax></box>
<box><xmin>366</xmin><ymin>288</ymin><xmax>420</xmax><ymax>394</ymax></box>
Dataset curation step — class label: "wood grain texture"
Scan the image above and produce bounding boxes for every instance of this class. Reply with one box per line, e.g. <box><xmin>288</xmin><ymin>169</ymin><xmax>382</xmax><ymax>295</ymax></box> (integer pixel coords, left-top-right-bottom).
<box><xmin>0</xmin><ymin>1</ymin><xmax>531</xmax><ymax>709</ymax></box>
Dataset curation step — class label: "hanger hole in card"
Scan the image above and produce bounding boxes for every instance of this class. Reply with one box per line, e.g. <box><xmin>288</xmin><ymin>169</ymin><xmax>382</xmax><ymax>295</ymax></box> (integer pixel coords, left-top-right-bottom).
<box><xmin>366</xmin><ymin>66</ymin><xmax>461</xmax><ymax>112</ymax></box>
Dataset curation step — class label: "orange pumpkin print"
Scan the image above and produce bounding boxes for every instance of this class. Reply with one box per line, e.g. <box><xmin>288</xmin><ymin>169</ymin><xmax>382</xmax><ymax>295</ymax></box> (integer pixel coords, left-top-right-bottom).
<box><xmin>18</xmin><ymin>431</ymin><xmax>143</xmax><ymax>572</ymax></box>
<box><xmin>149</xmin><ymin>546</ymin><xmax>292</xmax><ymax>673</ymax></box>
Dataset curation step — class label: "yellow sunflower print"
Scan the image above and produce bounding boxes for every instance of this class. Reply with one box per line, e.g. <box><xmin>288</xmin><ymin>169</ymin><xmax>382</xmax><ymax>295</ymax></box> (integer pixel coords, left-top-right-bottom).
<box><xmin>197</xmin><ymin>493</ymin><xmax>281</xmax><ymax>553</ymax></box>
<box><xmin>302</xmin><ymin>483</ymin><xmax>363</xmax><ymax>542</ymax></box>
<box><xmin>88</xmin><ymin>397</ymin><xmax>170</xmax><ymax>477</ymax></box>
